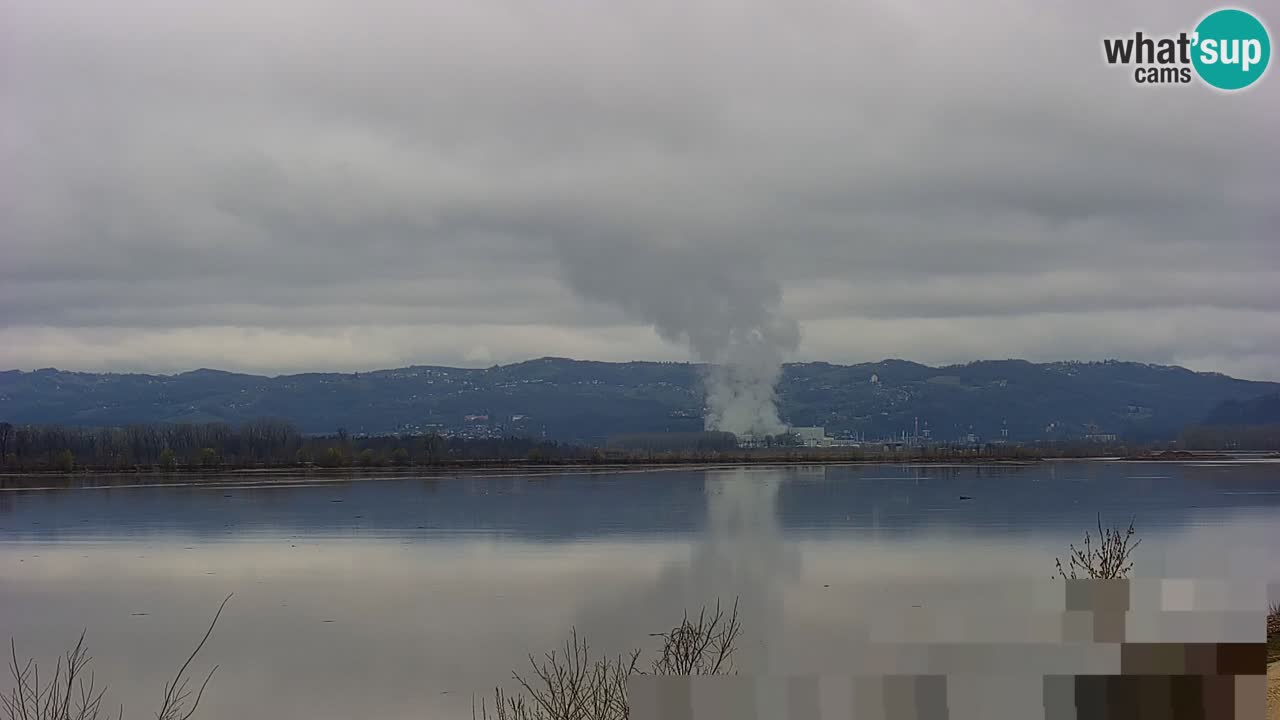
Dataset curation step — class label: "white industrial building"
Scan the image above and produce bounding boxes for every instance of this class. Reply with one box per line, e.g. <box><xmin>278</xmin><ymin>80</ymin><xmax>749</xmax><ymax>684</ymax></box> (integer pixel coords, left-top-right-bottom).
<box><xmin>734</xmin><ymin>426</ymin><xmax>834</xmax><ymax>448</ymax></box>
<box><xmin>790</xmin><ymin>426</ymin><xmax>831</xmax><ymax>447</ymax></box>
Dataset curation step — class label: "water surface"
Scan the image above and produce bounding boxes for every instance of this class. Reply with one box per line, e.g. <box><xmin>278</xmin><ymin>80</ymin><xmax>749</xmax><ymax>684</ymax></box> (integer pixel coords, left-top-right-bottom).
<box><xmin>3</xmin><ymin>461</ymin><xmax>1279</xmax><ymax>718</ymax></box>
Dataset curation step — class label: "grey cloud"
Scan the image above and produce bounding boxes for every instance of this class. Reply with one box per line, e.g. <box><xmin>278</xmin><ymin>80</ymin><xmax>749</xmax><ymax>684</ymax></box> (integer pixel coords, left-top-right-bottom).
<box><xmin>1</xmin><ymin>0</ymin><xmax>1277</xmax><ymax>377</ymax></box>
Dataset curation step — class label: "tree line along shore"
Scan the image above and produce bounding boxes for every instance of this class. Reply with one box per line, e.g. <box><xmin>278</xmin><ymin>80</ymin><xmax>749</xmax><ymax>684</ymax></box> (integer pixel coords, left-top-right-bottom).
<box><xmin>0</xmin><ymin>420</ymin><xmax>1259</xmax><ymax>475</ymax></box>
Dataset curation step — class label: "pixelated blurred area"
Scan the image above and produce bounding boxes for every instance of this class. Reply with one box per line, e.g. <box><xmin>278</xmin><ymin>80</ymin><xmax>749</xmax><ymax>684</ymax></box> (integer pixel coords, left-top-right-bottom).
<box><xmin>632</xmin><ymin>670</ymin><xmax>1270</xmax><ymax>719</ymax></box>
<box><xmin>1268</xmin><ymin>600</ymin><xmax>1279</xmax><ymax>719</ymax></box>
<box><xmin>631</xmin><ymin>671</ymin><xmax>1271</xmax><ymax>720</ymax></box>
<box><xmin>1268</xmin><ymin>603</ymin><xmax>1279</xmax><ymax>663</ymax></box>
<box><xmin>624</xmin><ymin>579</ymin><xmax>1280</xmax><ymax>719</ymax></box>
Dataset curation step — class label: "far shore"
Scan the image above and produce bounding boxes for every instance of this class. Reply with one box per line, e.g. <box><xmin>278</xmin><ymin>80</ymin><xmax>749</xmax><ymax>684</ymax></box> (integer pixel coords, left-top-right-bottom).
<box><xmin>0</xmin><ymin>455</ymin><xmax>1044</xmax><ymax>480</ymax></box>
<box><xmin>2</xmin><ymin>449</ymin><xmax>1271</xmax><ymax>486</ymax></box>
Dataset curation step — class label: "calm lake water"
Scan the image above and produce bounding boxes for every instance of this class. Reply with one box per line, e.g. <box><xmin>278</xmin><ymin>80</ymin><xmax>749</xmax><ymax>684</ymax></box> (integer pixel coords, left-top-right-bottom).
<box><xmin>3</xmin><ymin>461</ymin><xmax>1279</xmax><ymax>719</ymax></box>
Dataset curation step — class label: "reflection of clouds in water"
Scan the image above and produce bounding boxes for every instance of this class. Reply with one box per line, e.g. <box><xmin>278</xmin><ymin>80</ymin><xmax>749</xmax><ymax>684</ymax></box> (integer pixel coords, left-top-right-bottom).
<box><xmin>1138</xmin><ymin>508</ymin><xmax>1280</xmax><ymax>585</ymax></box>
<box><xmin>0</xmin><ymin>540</ymin><xmax>679</xmax><ymax>720</ymax></box>
<box><xmin>573</xmin><ymin>467</ymin><xmax>798</xmax><ymax>674</ymax></box>
<box><xmin>7</xmin><ymin>469</ymin><xmax>1280</xmax><ymax>719</ymax></box>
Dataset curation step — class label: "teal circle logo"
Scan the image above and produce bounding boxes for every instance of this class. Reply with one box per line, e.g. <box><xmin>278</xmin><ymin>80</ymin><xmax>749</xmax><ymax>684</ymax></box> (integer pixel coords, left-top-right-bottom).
<box><xmin>1192</xmin><ymin>8</ymin><xmax>1271</xmax><ymax>90</ymax></box>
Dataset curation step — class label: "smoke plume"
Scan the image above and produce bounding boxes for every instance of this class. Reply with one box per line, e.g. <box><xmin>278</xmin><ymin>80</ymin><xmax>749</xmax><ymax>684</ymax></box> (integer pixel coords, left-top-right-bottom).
<box><xmin>557</xmin><ymin>237</ymin><xmax>799</xmax><ymax>438</ymax></box>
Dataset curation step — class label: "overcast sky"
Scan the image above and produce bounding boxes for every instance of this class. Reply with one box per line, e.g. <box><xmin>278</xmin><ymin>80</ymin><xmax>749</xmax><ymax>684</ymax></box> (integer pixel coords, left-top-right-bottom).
<box><xmin>2</xmin><ymin>0</ymin><xmax>1277</xmax><ymax>378</ymax></box>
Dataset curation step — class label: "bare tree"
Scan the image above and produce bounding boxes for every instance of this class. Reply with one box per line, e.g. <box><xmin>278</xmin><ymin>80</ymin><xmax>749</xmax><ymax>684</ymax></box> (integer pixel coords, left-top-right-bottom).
<box><xmin>3</xmin><ymin>633</ymin><xmax>118</xmax><ymax>720</ymax></box>
<box><xmin>474</xmin><ymin>629</ymin><xmax>639</xmax><ymax>720</ymax></box>
<box><xmin>648</xmin><ymin>599</ymin><xmax>741</xmax><ymax>676</ymax></box>
<box><xmin>0</xmin><ymin>423</ymin><xmax>13</xmax><ymax>461</ymax></box>
<box><xmin>475</xmin><ymin>599</ymin><xmax>742</xmax><ymax>720</ymax></box>
<box><xmin>3</xmin><ymin>595</ymin><xmax>230</xmax><ymax>720</ymax></box>
<box><xmin>1055</xmin><ymin>515</ymin><xmax>1141</xmax><ymax>579</ymax></box>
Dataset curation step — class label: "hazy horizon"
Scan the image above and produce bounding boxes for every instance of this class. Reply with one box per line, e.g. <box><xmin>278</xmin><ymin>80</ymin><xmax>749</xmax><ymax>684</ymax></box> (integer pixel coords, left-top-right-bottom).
<box><xmin>3</xmin><ymin>353</ymin><xmax>1275</xmax><ymax>384</ymax></box>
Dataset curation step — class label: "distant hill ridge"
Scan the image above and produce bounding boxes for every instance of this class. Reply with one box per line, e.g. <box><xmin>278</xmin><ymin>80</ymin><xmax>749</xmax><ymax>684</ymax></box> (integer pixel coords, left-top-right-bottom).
<box><xmin>1</xmin><ymin>357</ymin><xmax>1276</xmax><ymax>443</ymax></box>
<box><xmin>1202</xmin><ymin>392</ymin><xmax>1280</xmax><ymax>426</ymax></box>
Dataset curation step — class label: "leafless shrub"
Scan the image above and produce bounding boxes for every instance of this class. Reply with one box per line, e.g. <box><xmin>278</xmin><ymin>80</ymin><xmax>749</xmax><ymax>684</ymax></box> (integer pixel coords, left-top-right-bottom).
<box><xmin>473</xmin><ymin>629</ymin><xmax>639</xmax><ymax>720</ymax></box>
<box><xmin>3</xmin><ymin>633</ymin><xmax>118</xmax><ymax>720</ymax></box>
<box><xmin>1055</xmin><ymin>515</ymin><xmax>1141</xmax><ymax>579</ymax></box>
<box><xmin>648</xmin><ymin>598</ymin><xmax>741</xmax><ymax>676</ymax></box>
<box><xmin>474</xmin><ymin>599</ymin><xmax>741</xmax><ymax>720</ymax></box>
<box><xmin>3</xmin><ymin>595</ymin><xmax>230</xmax><ymax>720</ymax></box>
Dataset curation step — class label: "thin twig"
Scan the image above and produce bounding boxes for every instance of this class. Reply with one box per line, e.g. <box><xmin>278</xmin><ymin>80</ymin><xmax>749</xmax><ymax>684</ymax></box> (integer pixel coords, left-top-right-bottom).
<box><xmin>156</xmin><ymin>594</ymin><xmax>231</xmax><ymax>720</ymax></box>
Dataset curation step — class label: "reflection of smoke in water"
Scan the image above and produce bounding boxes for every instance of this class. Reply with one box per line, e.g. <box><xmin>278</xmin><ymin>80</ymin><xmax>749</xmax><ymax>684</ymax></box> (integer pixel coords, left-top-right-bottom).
<box><xmin>631</xmin><ymin>468</ymin><xmax>800</xmax><ymax>675</ymax></box>
<box><xmin>568</xmin><ymin>468</ymin><xmax>798</xmax><ymax>676</ymax></box>
<box><xmin>693</xmin><ymin>468</ymin><xmax>799</xmax><ymax>673</ymax></box>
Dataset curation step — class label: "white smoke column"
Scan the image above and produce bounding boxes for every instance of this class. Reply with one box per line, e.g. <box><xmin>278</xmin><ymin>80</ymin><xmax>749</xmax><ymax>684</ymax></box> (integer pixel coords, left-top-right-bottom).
<box><xmin>702</xmin><ymin>324</ymin><xmax>794</xmax><ymax>437</ymax></box>
<box><xmin>557</xmin><ymin>237</ymin><xmax>799</xmax><ymax>438</ymax></box>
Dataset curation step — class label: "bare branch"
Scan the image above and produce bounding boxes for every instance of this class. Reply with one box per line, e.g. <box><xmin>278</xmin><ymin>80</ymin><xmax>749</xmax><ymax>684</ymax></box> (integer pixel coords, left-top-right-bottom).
<box><xmin>4</xmin><ymin>594</ymin><xmax>229</xmax><ymax>720</ymax></box>
<box><xmin>1056</xmin><ymin>515</ymin><xmax>1140</xmax><ymax>579</ymax></box>
<box><xmin>156</xmin><ymin>594</ymin><xmax>231</xmax><ymax>720</ymax></box>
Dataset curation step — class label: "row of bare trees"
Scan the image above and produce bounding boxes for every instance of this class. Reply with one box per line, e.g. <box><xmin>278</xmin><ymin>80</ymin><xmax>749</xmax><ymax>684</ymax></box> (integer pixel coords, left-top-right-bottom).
<box><xmin>0</xmin><ymin>421</ymin><xmax>592</xmax><ymax>471</ymax></box>
<box><xmin>0</xmin><ymin>421</ymin><xmax>298</xmax><ymax>470</ymax></box>
<box><xmin>1179</xmin><ymin>424</ymin><xmax>1280</xmax><ymax>451</ymax></box>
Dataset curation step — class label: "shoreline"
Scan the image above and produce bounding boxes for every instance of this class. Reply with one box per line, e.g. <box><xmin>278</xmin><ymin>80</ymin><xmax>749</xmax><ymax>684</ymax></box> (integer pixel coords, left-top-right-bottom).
<box><xmin>0</xmin><ymin>454</ymin><xmax>1150</xmax><ymax>476</ymax></box>
<box><xmin>1</xmin><ymin>449</ymin><xmax>1263</xmax><ymax>478</ymax></box>
<box><xmin>0</xmin><ymin>456</ymin><xmax>1045</xmax><ymax>485</ymax></box>
<box><xmin>0</xmin><ymin>453</ymin><xmax>1265</xmax><ymax>491</ymax></box>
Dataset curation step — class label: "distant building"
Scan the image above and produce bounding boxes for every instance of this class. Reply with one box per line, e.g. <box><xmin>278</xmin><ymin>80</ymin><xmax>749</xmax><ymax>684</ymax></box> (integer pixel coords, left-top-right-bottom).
<box><xmin>791</xmin><ymin>426</ymin><xmax>830</xmax><ymax>447</ymax></box>
<box><xmin>1083</xmin><ymin>422</ymin><xmax>1116</xmax><ymax>443</ymax></box>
